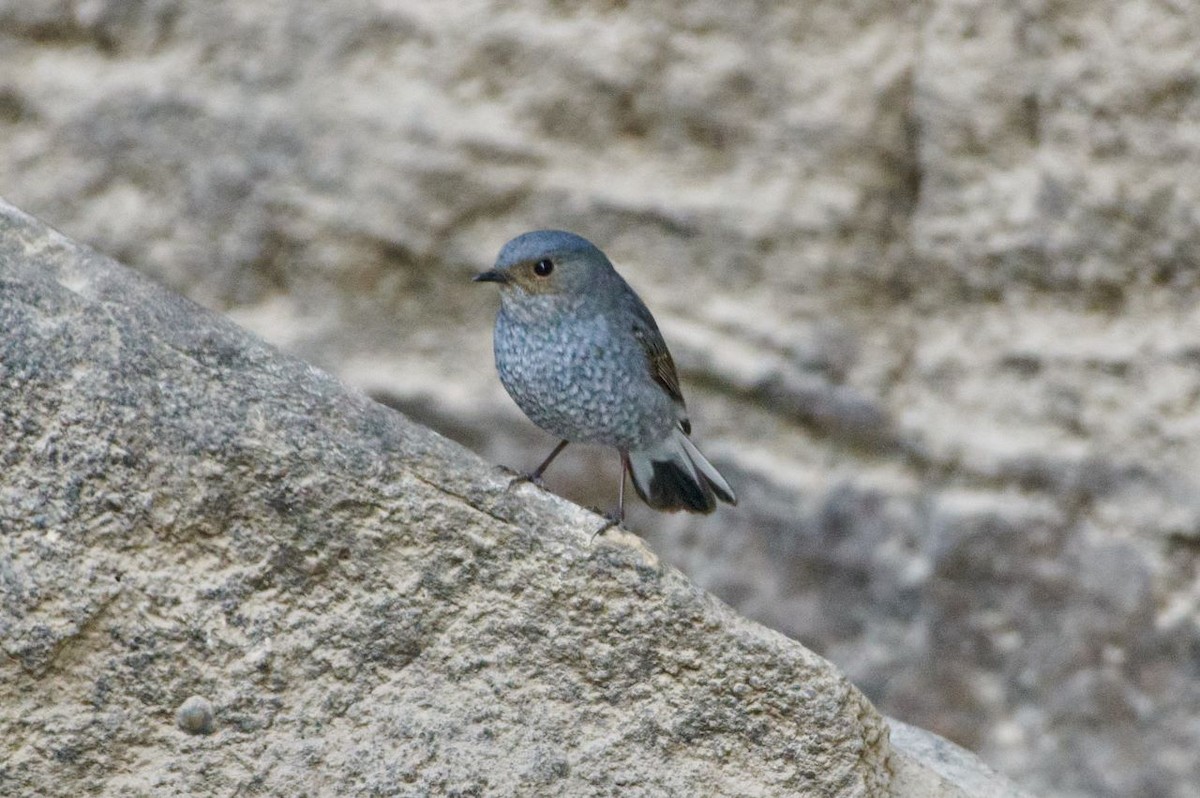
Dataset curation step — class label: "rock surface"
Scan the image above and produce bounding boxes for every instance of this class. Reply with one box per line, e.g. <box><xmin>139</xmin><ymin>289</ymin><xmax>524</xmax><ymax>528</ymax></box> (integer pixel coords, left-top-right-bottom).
<box><xmin>2</xmin><ymin>2</ymin><xmax>1198</xmax><ymax>796</ymax></box>
<box><xmin>0</xmin><ymin>204</ymin><xmax>1030</xmax><ymax>797</ymax></box>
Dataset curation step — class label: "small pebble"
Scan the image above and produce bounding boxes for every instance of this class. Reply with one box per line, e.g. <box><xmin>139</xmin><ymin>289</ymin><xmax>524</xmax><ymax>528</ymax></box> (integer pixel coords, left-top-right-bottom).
<box><xmin>175</xmin><ymin>695</ymin><xmax>215</xmax><ymax>735</ymax></box>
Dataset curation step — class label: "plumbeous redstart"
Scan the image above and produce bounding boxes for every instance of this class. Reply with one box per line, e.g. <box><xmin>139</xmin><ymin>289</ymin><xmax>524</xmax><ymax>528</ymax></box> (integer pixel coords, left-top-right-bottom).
<box><xmin>475</xmin><ymin>230</ymin><xmax>736</xmax><ymax>523</ymax></box>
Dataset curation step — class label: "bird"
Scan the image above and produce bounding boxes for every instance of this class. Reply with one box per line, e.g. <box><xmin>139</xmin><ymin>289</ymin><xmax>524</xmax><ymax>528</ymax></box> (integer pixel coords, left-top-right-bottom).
<box><xmin>474</xmin><ymin>229</ymin><xmax>736</xmax><ymax>528</ymax></box>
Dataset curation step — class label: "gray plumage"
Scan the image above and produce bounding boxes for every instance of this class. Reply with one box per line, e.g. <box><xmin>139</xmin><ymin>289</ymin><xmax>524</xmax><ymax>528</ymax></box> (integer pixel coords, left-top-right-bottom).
<box><xmin>475</xmin><ymin>230</ymin><xmax>736</xmax><ymax>518</ymax></box>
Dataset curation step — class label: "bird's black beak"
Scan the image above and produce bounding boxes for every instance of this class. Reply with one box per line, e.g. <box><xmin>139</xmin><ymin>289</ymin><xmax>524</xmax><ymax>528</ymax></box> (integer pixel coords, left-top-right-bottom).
<box><xmin>473</xmin><ymin>269</ymin><xmax>508</xmax><ymax>284</ymax></box>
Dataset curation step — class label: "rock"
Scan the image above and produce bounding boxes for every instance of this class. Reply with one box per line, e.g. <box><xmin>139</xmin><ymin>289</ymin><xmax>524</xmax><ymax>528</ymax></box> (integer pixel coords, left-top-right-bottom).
<box><xmin>3</xmin><ymin>2</ymin><xmax>1198</xmax><ymax>796</ymax></box>
<box><xmin>176</xmin><ymin>696</ymin><xmax>216</xmax><ymax>735</ymax></box>
<box><xmin>0</xmin><ymin>203</ymin><xmax>1026</xmax><ymax>796</ymax></box>
<box><xmin>888</xmin><ymin>720</ymin><xmax>1035</xmax><ymax>798</ymax></box>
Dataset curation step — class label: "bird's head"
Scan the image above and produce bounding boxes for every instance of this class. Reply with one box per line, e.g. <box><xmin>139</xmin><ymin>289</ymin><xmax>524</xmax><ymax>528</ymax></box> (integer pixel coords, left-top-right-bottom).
<box><xmin>474</xmin><ymin>230</ymin><xmax>613</xmax><ymax>308</ymax></box>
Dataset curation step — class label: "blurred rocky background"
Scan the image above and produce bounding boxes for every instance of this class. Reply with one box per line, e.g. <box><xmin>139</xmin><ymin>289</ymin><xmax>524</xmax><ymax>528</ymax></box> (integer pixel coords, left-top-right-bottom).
<box><xmin>2</xmin><ymin>1</ymin><xmax>1197</xmax><ymax>796</ymax></box>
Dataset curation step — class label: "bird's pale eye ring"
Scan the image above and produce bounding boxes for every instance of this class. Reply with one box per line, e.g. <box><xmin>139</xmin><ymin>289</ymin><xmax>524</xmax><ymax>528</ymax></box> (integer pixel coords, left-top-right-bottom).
<box><xmin>533</xmin><ymin>258</ymin><xmax>554</xmax><ymax>277</ymax></box>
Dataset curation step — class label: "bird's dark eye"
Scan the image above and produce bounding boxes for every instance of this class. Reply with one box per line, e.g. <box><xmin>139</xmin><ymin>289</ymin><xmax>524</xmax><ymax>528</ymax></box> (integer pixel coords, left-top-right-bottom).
<box><xmin>533</xmin><ymin>259</ymin><xmax>554</xmax><ymax>277</ymax></box>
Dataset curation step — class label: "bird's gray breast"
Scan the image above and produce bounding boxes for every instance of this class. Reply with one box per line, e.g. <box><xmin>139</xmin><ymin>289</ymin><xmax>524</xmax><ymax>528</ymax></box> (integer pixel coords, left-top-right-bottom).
<box><xmin>493</xmin><ymin>306</ymin><xmax>677</xmax><ymax>448</ymax></box>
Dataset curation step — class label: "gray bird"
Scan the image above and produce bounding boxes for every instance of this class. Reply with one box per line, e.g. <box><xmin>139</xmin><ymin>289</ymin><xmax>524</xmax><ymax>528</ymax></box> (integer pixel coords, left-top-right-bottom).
<box><xmin>475</xmin><ymin>230</ymin><xmax>736</xmax><ymax>525</ymax></box>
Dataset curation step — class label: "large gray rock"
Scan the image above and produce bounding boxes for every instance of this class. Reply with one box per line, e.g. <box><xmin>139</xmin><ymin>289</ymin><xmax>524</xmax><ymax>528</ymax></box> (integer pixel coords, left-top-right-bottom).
<box><xmin>3</xmin><ymin>2</ymin><xmax>1198</xmax><ymax>796</ymax></box>
<box><xmin>0</xmin><ymin>203</ymin><xmax>1030</xmax><ymax>797</ymax></box>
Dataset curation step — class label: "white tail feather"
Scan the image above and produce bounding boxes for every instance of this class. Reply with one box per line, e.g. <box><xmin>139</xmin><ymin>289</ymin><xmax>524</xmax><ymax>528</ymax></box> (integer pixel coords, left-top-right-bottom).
<box><xmin>678</xmin><ymin>433</ymin><xmax>736</xmax><ymax>504</ymax></box>
<box><xmin>626</xmin><ymin>428</ymin><xmax>736</xmax><ymax>514</ymax></box>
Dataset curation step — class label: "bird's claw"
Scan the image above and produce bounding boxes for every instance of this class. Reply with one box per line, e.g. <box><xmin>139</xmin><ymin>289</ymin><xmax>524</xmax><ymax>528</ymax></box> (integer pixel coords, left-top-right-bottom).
<box><xmin>588</xmin><ymin>508</ymin><xmax>623</xmax><ymax>542</ymax></box>
<box><xmin>506</xmin><ymin>471</ymin><xmax>547</xmax><ymax>490</ymax></box>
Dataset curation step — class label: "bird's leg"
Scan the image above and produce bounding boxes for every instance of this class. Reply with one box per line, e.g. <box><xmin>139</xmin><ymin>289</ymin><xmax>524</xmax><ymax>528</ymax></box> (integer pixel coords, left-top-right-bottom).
<box><xmin>591</xmin><ymin>453</ymin><xmax>628</xmax><ymax>540</ymax></box>
<box><xmin>508</xmin><ymin>439</ymin><xmax>569</xmax><ymax>489</ymax></box>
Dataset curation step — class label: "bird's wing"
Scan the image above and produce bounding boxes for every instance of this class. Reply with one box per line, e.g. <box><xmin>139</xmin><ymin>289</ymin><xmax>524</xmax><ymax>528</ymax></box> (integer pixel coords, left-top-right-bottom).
<box><xmin>627</xmin><ymin>296</ymin><xmax>692</xmax><ymax>434</ymax></box>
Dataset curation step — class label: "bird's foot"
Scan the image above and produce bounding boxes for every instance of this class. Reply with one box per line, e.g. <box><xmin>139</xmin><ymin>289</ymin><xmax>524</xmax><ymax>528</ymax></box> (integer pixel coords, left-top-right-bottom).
<box><xmin>505</xmin><ymin>468</ymin><xmax>547</xmax><ymax>490</ymax></box>
<box><xmin>588</xmin><ymin>508</ymin><xmax>624</xmax><ymax>542</ymax></box>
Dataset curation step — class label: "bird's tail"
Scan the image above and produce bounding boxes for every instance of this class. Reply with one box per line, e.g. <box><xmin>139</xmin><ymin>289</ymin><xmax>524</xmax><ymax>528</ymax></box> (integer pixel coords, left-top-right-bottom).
<box><xmin>626</xmin><ymin>428</ymin><xmax>737</xmax><ymax>514</ymax></box>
